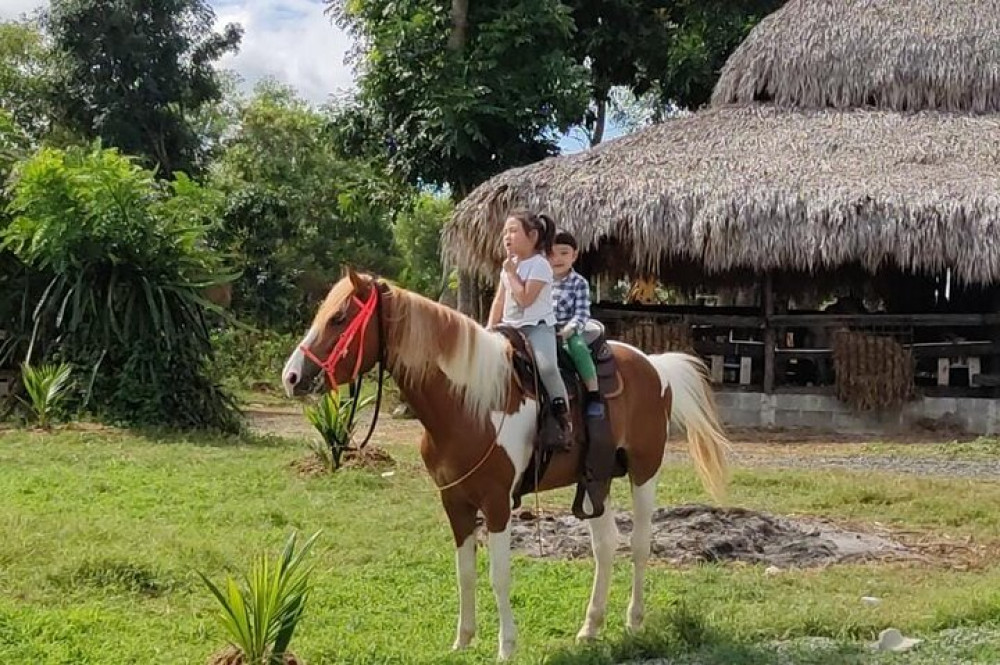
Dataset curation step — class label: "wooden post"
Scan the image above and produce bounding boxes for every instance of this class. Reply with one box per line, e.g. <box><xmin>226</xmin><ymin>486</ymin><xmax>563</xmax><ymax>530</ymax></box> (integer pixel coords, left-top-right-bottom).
<box><xmin>710</xmin><ymin>355</ymin><xmax>724</xmax><ymax>384</ymax></box>
<box><xmin>763</xmin><ymin>273</ymin><xmax>776</xmax><ymax>393</ymax></box>
<box><xmin>457</xmin><ymin>271</ymin><xmax>476</xmax><ymax>317</ymax></box>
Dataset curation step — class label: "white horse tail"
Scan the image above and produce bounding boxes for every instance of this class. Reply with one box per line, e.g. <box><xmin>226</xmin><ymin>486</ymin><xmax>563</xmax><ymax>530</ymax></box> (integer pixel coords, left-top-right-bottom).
<box><xmin>647</xmin><ymin>352</ymin><xmax>732</xmax><ymax>502</ymax></box>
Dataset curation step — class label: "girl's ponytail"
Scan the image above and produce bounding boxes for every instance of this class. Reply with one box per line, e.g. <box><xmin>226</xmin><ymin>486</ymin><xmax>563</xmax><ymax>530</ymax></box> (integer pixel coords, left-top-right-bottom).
<box><xmin>538</xmin><ymin>213</ymin><xmax>556</xmax><ymax>255</ymax></box>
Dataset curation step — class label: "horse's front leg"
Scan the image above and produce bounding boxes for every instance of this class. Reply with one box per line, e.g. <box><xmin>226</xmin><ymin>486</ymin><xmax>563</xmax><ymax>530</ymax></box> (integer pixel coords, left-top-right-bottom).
<box><xmin>484</xmin><ymin>500</ymin><xmax>517</xmax><ymax>660</ymax></box>
<box><xmin>577</xmin><ymin>493</ymin><xmax>618</xmax><ymax>641</ymax></box>
<box><xmin>443</xmin><ymin>496</ymin><xmax>479</xmax><ymax>651</ymax></box>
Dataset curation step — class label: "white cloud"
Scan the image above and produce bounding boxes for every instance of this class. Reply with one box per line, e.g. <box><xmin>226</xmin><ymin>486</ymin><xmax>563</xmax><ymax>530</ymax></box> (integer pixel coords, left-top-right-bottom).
<box><xmin>214</xmin><ymin>0</ymin><xmax>356</xmax><ymax>105</ymax></box>
<box><xmin>0</xmin><ymin>0</ymin><xmax>44</xmax><ymax>21</ymax></box>
<box><xmin>1</xmin><ymin>0</ymin><xmax>357</xmax><ymax>105</ymax></box>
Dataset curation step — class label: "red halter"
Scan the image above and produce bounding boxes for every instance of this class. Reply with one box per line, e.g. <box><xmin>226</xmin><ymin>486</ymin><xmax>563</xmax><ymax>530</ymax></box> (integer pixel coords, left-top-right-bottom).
<box><xmin>299</xmin><ymin>286</ymin><xmax>380</xmax><ymax>392</ymax></box>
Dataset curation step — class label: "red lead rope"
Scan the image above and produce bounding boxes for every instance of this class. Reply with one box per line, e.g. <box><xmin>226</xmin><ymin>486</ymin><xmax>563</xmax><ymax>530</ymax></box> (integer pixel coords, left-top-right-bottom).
<box><xmin>299</xmin><ymin>288</ymin><xmax>380</xmax><ymax>392</ymax></box>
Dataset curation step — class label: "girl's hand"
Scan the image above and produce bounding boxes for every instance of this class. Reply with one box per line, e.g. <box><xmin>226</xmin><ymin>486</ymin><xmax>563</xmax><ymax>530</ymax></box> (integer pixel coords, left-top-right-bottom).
<box><xmin>502</xmin><ymin>256</ymin><xmax>517</xmax><ymax>274</ymax></box>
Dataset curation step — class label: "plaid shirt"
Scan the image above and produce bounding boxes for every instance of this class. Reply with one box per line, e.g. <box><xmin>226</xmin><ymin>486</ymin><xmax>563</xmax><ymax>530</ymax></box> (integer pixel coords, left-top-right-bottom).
<box><xmin>552</xmin><ymin>269</ymin><xmax>591</xmax><ymax>334</ymax></box>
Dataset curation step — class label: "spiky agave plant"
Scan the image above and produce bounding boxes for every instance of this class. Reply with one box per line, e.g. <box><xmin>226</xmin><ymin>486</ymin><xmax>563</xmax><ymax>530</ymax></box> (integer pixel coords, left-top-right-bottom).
<box><xmin>200</xmin><ymin>531</ymin><xmax>320</xmax><ymax>665</ymax></box>
<box><xmin>19</xmin><ymin>361</ymin><xmax>72</xmax><ymax>428</ymax></box>
<box><xmin>303</xmin><ymin>389</ymin><xmax>375</xmax><ymax>471</ymax></box>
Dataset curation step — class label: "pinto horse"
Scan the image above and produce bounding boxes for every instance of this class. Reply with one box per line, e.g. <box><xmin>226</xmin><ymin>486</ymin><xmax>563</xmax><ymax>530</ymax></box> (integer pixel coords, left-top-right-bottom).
<box><xmin>281</xmin><ymin>269</ymin><xmax>731</xmax><ymax>661</ymax></box>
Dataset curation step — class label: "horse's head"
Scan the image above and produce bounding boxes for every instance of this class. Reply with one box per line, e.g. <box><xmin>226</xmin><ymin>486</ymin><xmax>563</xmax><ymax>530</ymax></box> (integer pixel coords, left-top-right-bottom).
<box><xmin>282</xmin><ymin>267</ymin><xmax>385</xmax><ymax>397</ymax></box>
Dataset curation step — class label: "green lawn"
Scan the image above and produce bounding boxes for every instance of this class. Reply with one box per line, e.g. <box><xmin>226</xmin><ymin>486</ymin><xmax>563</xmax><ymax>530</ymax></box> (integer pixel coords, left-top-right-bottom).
<box><xmin>2</xmin><ymin>426</ymin><xmax>1000</xmax><ymax>664</ymax></box>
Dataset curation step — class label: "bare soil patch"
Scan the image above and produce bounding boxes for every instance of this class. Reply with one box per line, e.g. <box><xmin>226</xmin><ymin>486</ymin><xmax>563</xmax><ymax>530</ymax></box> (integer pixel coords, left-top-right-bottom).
<box><xmin>246</xmin><ymin>403</ymin><xmax>420</xmax><ymax>445</ymax></box>
<box><xmin>207</xmin><ymin>646</ymin><xmax>302</xmax><ymax>665</ymax></box>
<box><xmin>503</xmin><ymin>504</ymin><xmax>916</xmax><ymax>568</ymax></box>
<box><xmin>290</xmin><ymin>445</ymin><xmax>395</xmax><ymax>477</ymax></box>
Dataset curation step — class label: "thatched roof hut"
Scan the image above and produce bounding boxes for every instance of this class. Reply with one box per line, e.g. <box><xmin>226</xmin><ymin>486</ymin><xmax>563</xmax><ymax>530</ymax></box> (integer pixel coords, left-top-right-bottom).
<box><xmin>443</xmin><ymin>0</ymin><xmax>1000</xmax><ymax>290</ymax></box>
<box><xmin>712</xmin><ymin>0</ymin><xmax>1000</xmax><ymax>114</ymax></box>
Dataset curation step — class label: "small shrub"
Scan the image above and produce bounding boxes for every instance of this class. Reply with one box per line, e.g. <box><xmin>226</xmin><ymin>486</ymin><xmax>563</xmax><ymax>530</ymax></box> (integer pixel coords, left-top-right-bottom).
<box><xmin>54</xmin><ymin>559</ymin><xmax>165</xmax><ymax>596</ymax></box>
<box><xmin>199</xmin><ymin>531</ymin><xmax>319</xmax><ymax>665</ymax></box>
<box><xmin>210</xmin><ymin>326</ymin><xmax>300</xmax><ymax>394</ymax></box>
<box><xmin>303</xmin><ymin>390</ymin><xmax>375</xmax><ymax>471</ymax></box>
<box><xmin>19</xmin><ymin>361</ymin><xmax>72</xmax><ymax>428</ymax></box>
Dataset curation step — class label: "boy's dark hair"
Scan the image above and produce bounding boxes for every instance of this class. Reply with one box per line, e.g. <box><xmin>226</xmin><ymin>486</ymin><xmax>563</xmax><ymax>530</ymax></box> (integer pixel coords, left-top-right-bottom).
<box><xmin>553</xmin><ymin>230</ymin><xmax>578</xmax><ymax>250</ymax></box>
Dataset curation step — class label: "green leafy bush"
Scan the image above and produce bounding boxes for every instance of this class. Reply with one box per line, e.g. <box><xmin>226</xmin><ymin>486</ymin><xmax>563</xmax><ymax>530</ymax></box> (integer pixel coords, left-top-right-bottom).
<box><xmin>2</xmin><ymin>145</ymin><xmax>240</xmax><ymax>431</ymax></box>
<box><xmin>210</xmin><ymin>325</ymin><xmax>300</xmax><ymax>394</ymax></box>
<box><xmin>392</xmin><ymin>193</ymin><xmax>452</xmax><ymax>298</ymax></box>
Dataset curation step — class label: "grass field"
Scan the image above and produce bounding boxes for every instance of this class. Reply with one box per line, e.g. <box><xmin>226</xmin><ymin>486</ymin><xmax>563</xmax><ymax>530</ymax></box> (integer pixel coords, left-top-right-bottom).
<box><xmin>2</xmin><ymin>423</ymin><xmax>1000</xmax><ymax>664</ymax></box>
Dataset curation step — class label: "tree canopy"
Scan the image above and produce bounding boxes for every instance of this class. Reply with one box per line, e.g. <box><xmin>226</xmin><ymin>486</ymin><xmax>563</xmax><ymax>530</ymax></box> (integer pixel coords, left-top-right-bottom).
<box><xmin>328</xmin><ymin>0</ymin><xmax>589</xmax><ymax>195</ymax></box>
<box><xmin>43</xmin><ymin>0</ymin><xmax>243</xmax><ymax>176</ymax></box>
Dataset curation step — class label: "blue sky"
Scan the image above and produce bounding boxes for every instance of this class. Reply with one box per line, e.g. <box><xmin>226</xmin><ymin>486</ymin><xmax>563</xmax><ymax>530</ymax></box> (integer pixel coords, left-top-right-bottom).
<box><xmin>2</xmin><ymin>0</ymin><xmax>617</xmax><ymax>154</ymax></box>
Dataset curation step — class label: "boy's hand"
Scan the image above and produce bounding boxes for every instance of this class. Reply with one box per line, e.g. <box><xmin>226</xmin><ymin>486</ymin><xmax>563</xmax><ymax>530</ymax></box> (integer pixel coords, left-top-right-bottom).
<box><xmin>559</xmin><ymin>326</ymin><xmax>574</xmax><ymax>340</ymax></box>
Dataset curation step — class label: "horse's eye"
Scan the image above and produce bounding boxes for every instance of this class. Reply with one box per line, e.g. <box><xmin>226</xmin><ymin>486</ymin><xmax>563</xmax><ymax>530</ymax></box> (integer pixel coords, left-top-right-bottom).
<box><xmin>328</xmin><ymin>311</ymin><xmax>347</xmax><ymax>326</ymax></box>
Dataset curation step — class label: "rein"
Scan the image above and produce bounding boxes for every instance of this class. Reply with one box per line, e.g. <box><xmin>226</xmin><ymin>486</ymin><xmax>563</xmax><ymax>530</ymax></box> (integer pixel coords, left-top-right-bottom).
<box><xmin>300</xmin><ymin>282</ymin><xmax>388</xmax><ymax>452</ymax></box>
<box><xmin>299</xmin><ymin>281</ymin><xmax>516</xmax><ymax>496</ymax></box>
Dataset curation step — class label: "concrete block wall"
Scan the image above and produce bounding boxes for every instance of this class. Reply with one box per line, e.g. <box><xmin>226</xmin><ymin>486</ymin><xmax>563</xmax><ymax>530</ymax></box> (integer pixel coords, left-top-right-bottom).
<box><xmin>714</xmin><ymin>391</ymin><xmax>1000</xmax><ymax>435</ymax></box>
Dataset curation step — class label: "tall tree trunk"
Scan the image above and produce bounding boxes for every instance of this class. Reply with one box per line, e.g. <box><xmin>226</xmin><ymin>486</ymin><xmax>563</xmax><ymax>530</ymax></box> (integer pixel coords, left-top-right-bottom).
<box><xmin>448</xmin><ymin>0</ymin><xmax>479</xmax><ymax>317</ymax></box>
<box><xmin>591</xmin><ymin>97</ymin><xmax>607</xmax><ymax>146</ymax></box>
<box><xmin>457</xmin><ymin>272</ymin><xmax>476</xmax><ymax>316</ymax></box>
<box><xmin>448</xmin><ymin>0</ymin><xmax>469</xmax><ymax>51</ymax></box>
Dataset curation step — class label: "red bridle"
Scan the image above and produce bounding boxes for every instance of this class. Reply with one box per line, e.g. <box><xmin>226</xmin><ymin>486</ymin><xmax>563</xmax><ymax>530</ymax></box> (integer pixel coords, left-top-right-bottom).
<box><xmin>299</xmin><ymin>286</ymin><xmax>380</xmax><ymax>392</ymax></box>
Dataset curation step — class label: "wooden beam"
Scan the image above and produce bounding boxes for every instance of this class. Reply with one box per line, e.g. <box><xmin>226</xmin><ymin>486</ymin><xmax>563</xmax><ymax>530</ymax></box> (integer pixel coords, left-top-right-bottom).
<box><xmin>769</xmin><ymin>312</ymin><xmax>1000</xmax><ymax>327</ymax></box>
<box><xmin>694</xmin><ymin>341</ymin><xmax>765</xmax><ymax>358</ymax></box>
<box><xmin>593</xmin><ymin>305</ymin><xmax>1000</xmax><ymax>329</ymax></box>
<box><xmin>762</xmin><ymin>273</ymin><xmax>776</xmax><ymax>393</ymax></box>
<box><xmin>594</xmin><ymin>308</ymin><xmax>764</xmax><ymax>328</ymax></box>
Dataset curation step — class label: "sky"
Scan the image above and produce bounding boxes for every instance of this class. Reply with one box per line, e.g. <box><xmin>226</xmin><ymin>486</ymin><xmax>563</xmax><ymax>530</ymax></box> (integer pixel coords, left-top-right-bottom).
<box><xmin>1</xmin><ymin>0</ymin><xmax>615</xmax><ymax>153</ymax></box>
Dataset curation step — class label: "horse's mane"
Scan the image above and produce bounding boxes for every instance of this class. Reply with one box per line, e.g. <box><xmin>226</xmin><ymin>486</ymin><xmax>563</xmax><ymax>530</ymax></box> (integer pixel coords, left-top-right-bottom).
<box><xmin>385</xmin><ymin>285</ymin><xmax>511</xmax><ymax>422</ymax></box>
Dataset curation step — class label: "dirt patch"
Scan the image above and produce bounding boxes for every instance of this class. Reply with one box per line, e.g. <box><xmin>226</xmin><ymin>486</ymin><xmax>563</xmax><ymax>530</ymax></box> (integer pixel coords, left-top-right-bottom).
<box><xmin>246</xmin><ymin>404</ymin><xmax>421</xmax><ymax>445</ymax></box>
<box><xmin>290</xmin><ymin>445</ymin><xmax>395</xmax><ymax>477</ymax></box>
<box><xmin>207</xmin><ymin>646</ymin><xmax>302</xmax><ymax>665</ymax></box>
<box><xmin>342</xmin><ymin>445</ymin><xmax>395</xmax><ymax>470</ymax></box>
<box><xmin>505</xmin><ymin>504</ymin><xmax>914</xmax><ymax>568</ymax></box>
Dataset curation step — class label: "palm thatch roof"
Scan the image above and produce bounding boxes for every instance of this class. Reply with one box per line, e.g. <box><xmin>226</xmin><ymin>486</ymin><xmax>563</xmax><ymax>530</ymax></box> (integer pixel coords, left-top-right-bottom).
<box><xmin>443</xmin><ymin>0</ymin><xmax>1000</xmax><ymax>287</ymax></box>
<box><xmin>712</xmin><ymin>0</ymin><xmax>1000</xmax><ymax>114</ymax></box>
<box><xmin>444</xmin><ymin>104</ymin><xmax>1000</xmax><ymax>285</ymax></box>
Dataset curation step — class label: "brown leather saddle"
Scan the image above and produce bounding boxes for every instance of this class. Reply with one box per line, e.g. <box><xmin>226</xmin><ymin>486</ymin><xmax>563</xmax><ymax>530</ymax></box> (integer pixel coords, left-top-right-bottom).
<box><xmin>493</xmin><ymin>324</ymin><xmax>628</xmax><ymax>520</ymax></box>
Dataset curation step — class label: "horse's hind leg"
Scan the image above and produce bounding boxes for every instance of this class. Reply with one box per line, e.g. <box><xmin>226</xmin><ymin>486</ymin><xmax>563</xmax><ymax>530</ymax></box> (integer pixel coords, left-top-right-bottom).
<box><xmin>576</xmin><ymin>495</ymin><xmax>618</xmax><ymax>642</ymax></box>
<box><xmin>627</xmin><ymin>472</ymin><xmax>658</xmax><ymax>633</ymax></box>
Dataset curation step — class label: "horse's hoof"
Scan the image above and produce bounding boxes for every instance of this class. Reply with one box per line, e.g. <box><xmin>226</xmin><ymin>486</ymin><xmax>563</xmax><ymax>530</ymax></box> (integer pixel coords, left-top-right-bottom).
<box><xmin>626</xmin><ymin>614</ymin><xmax>645</xmax><ymax>634</ymax></box>
<box><xmin>575</xmin><ymin>628</ymin><xmax>599</xmax><ymax>643</ymax></box>
<box><xmin>452</xmin><ymin>632</ymin><xmax>474</xmax><ymax>651</ymax></box>
<box><xmin>497</xmin><ymin>639</ymin><xmax>516</xmax><ymax>661</ymax></box>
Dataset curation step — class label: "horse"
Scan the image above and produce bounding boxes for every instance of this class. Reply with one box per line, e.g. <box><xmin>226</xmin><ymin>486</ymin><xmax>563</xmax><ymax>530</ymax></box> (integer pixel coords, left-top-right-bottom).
<box><xmin>281</xmin><ymin>268</ymin><xmax>731</xmax><ymax>661</ymax></box>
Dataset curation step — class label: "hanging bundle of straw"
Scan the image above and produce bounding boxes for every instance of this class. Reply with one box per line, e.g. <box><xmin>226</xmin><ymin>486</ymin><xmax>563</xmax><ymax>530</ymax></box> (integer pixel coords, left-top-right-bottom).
<box><xmin>832</xmin><ymin>329</ymin><xmax>914</xmax><ymax>410</ymax></box>
<box><xmin>615</xmin><ymin>320</ymin><xmax>694</xmax><ymax>354</ymax></box>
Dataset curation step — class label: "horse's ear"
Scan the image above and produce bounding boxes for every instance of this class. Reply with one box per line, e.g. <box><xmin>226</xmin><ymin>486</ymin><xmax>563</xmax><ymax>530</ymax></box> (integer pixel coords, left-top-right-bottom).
<box><xmin>345</xmin><ymin>265</ymin><xmax>366</xmax><ymax>292</ymax></box>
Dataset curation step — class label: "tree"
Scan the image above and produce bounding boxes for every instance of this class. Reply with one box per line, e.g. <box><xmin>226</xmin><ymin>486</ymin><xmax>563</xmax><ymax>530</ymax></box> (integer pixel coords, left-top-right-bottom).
<box><xmin>0</xmin><ymin>109</ymin><xmax>37</xmax><ymax>369</ymax></box>
<box><xmin>43</xmin><ymin>0</ymin><xmax>243</xmax><ymax>177</ymax></box>
<box><xmin>0</xmin><ymin>20</ymin><xmax>55</xmax><ymax>141</ymax></box>
<box><xmin>567</xmin><ymin>0</ymin><xmax>785</xmax><ymax>145</ymax></box>
<box><xmin>212</xmin><ymin>81</ymin><xmax>406</xmax><ymax>329</ymax></box>
<box><xmin>328</xmin><ymin>0</ymin><xmax>590</xmax><ymax>317</ymax></box>
<box><xmin>328</xmin><ymin>0</ymin><xmax>589</xmax><ymax>196</ymax></box>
